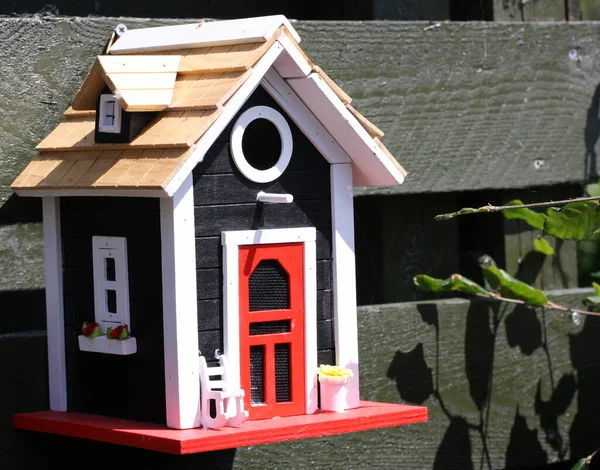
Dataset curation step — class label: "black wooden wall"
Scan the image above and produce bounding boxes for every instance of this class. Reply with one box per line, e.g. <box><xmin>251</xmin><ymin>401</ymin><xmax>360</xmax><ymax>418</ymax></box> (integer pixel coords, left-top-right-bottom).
<box><xmin>61</xmin><ymin>197</ymin><xmax>166</xmax><ymax>424</ymax></box>
<box><xmin>193</xmin><ymin>86</ymin><xmax>335</xmax><ymax>367</ymax></box>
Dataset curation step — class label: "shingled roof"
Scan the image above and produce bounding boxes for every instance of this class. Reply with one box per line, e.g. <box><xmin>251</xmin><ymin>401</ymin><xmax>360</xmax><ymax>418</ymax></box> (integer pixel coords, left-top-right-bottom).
<box><xmin>12</xmin><ymin>15</ymin><xmax>406</xmax><ymax>196</ymax></box>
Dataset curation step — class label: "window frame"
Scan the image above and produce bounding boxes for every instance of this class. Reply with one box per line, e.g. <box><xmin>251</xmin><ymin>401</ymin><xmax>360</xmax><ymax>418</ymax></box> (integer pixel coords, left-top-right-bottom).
<box><xmin>92</xmin><ymin>236</ymin><xmax>130</xmax><ymax>330</ymax></box>
<box><xmin>98</xmin><ymin>94</ymin><xmax>122</xmax><ymax>134</ymax></box>
<box><xmin>230</xmin><ymin>105</ymin><xmax>293</xmax><ymax>183</ymax></box>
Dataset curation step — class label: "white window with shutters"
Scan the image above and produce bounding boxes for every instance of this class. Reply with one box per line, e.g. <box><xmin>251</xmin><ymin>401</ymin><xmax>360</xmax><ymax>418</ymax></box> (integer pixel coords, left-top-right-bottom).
<box><xmin>92</xmin><ymin>236</ymin><xmax>130</xmax><ymax>329</ymax></box>
<box><xmin>98</xmin><ymin>94</ymin><xmax>122</xmax><ymax>133</ymax></box>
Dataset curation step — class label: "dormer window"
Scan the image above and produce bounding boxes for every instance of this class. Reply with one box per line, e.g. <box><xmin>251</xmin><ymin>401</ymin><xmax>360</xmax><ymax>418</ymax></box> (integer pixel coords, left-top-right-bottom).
<box><xmin>98</xmin><ymin>94</ymin><xmax>122</xmax><ymax>134</ymax></box>
<box><xmin>94</xmin><ymin>86</ymin><xmax>156</xmax><ymax>144</ymax></box>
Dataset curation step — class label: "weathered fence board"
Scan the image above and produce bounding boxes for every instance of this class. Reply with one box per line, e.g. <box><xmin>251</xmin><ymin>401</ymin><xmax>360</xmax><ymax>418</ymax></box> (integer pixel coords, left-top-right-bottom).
<box><xmin>1</xmin><ymin>290</ymin><xmax>594</xmax><ymax>468</ymax></box>
<box><xmin>2</xmin><ymin>18</ymin><xmax>600</xmax><ymax>289</ymax></box>
<box><xmin>233</xmin><ymin>290</ymin><xmax>597</xmax><ymax>469</ymax></box>
<box><xmin>1</xmin><ymin>18</ymin><xmax>599</xmax><ymax>207</ymax></box>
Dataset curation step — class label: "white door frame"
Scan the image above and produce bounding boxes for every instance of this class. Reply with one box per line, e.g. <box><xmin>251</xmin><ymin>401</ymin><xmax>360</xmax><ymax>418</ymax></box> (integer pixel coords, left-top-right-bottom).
<box><xmin>221</xmin><ymin>227</ymin><xmax>318</xmax><ymax>415</ymax></box>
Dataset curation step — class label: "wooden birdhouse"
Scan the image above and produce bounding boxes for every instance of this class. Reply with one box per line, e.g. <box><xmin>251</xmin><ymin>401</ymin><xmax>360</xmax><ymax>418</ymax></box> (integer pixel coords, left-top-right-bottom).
<box><xmin>12</xmin><ymin>16</ymin><xmax>426</xmax><ymax>454</ymax></box>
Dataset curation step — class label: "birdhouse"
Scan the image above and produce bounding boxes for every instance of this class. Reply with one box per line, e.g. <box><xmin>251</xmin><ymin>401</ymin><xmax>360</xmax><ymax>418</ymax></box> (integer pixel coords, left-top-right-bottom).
<box><xmin>12</xmin><ymin>16</ymin><xmax>426</xmax><ymax>454</ymax></box>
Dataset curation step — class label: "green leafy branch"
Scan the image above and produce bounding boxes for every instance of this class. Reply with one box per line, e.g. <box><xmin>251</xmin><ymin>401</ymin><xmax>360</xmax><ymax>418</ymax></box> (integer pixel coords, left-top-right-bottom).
<box><xmin>435</xmin><ymin>197</ymin><xmax>600</xmax><ymax>241</ymax></box>
<box><xmin>417</xmin><ymin>187</ymin><xmax>600</xmax><ymax>469</ymax></box>
<box><xmin>415</xmin><ymin>268</ymin><xmax>600</xmax><ymax>317</ymax></box>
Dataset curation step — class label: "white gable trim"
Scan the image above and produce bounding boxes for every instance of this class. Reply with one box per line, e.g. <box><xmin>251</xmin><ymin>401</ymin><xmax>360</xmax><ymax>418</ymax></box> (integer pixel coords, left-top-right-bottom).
<box><xmin>287</xmin><ymin>73</ymin><xmax>405</xmax><ymax>187</ymax></box>
<box><xmin>110</xmin><ymin>16</ymin><xmax>301</xmax><ymax>54</ymax></box>
<box><xmin>272</xmin><ymin>33</ymin><xmax>312</xmax><ymax>79</ymax></box>
<box><xmin>164</xmin><ymin>41</ymin><xmax>284</xmax><ymax>197</ymax></box>
<box><xmin>261</xmin><ymin>68</ymin><xmax>351</xmax><ymax>165</ymax></box>
<box><xmin>221</xmin><ymin>227</ymin><xmax>318</xmax><ymax>415</ymax></box>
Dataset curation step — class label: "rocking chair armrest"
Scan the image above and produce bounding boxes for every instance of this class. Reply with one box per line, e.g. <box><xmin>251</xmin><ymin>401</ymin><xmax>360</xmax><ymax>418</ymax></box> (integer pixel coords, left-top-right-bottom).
<box><xmin>203</xmin><ymin>389</ymin><xmax>226</xmax><ymax>401</ymax></box>
<box><xmin>222</xmin><ymin>389</ymin><xmax>245</xmax><ymax>399</ymax></box>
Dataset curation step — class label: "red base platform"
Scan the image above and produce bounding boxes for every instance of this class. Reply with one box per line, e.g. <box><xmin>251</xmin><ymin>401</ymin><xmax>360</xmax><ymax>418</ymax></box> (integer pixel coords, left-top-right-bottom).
<box><xmin>14</xmin><ymin>401</ymin><xmax>427</xmax><ymax>454</ymax></box>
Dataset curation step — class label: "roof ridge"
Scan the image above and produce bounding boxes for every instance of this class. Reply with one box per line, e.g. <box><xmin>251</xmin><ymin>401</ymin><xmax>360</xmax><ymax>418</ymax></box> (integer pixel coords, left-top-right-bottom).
<box><xmin>109</xmin><ymin>16</ymin><xmax>300</xmax><ymax>55</ymax></box>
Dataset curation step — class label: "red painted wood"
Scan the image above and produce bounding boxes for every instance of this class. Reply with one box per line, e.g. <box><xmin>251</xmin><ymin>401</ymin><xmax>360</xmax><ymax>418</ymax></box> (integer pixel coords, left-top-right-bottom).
<box><xmin>13</xmin><ymin>401</ymin><xmax>428</xmax><ymax>455</ymax></box>
<box><xmin>239</xmin><ymin>243</ymin><xmax>305</xmax><ymax>420</ymax></box>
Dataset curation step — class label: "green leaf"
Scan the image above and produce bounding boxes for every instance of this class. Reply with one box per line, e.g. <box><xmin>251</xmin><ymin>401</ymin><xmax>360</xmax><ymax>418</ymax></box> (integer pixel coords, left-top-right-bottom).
<box><xmin>585</xmin><ymin>182</ymin><xmax>600</xmax><ymax>197</ymax></box>
<box><xmin>593</xmin><ymin>282</ymin><xmax>600</xmax><ymax>296</ymax></box>
<box><xmin>503</xmin><ymin>199</ymin><xmax>546</xmax><ymax>230</ymax></box>
<box><xmin>544</xmin><ymin>200</ymin><xmax>600</xmax><ymax>240</ymax></box>
<box><xmin>571</xmin><ymin>458</ymin><xmax>589</xmax><ymax>470</ymax></box>
<box><xmin>533</xmin><ymin>238</ymin><xmax>555</xmax><ymax>255</ymax></box>
<box><xmin>414</xmin><ymin>274</ymin><xmax>491</xmax><ymax>297</ymax></box>
<box><xmin>434</xmin><ymin>206</ymin><xmax>493</xmax><ymax>221</ymax></box>
<box><xmin>481</xmin><ymin>265</ymin><xmax>548</xmax><ymax>306</ymax></box>
<box><xmin>583</xmin><ymin>295</ymin><xmax>600</xmax><ymax>312</ymax></box>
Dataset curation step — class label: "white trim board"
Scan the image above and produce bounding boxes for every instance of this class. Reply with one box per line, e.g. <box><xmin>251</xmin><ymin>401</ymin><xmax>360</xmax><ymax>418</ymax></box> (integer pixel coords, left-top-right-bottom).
<box><xmin>221</xmin><ymin>227</ymin><xmax>318</xmax><ymax>415</ymax></box>
<box><xmin>13</xmin><ymin>188</ymin><xmax>168</xmax><ymax>198</ymax></box>
<box><xmin>110</xmin><ymin>16</ymin><xmax>301</xmax><ymax>54</ymax></box>
<box><xmin>261</xmin><ymin>68</ymin><xmax>351</xmax><ymax>165</ymax></box>
<box><xmin>286</xmin><ymin>73</ymin><xmax>405</xmax><ymax>187</ymax></box>
<box><xmin>160</xmin><ymin>173</ymin><xmax>201</xmax><ymax>429</ymax></box>
<box><xmin>42</xmin><ymin>197</ymin><xmax>67</xmax><ymax>411</ymax></box>
<box><xmin>273</xmin><ymin>34</ymin><xmax>312</xmax><ymax>79</ymax></box>
<box><xmin>165</xmin><ymin>41</ymin><xmax>284</xmax><ymax>197</ymax></box>
<box><xmin>330</xmin><ymin>164</ymin><xmax>359</xmax><ymax>409</ymax></box>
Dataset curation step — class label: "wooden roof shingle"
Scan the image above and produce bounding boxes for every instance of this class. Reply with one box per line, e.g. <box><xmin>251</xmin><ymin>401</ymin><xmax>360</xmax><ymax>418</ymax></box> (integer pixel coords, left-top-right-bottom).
<box><xmin>12</xmin><ymin>16</ymin><xmax>405</xmax><ymax>195</ymax></box>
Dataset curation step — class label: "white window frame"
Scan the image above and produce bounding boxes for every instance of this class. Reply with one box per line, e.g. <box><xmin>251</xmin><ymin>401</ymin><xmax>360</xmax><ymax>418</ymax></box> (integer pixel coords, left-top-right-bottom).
<box><xmin>221</xmin><ymin>227</ymin><xmax>317</xmax><ymax>415</ymax></box>
<box><xmin>98</xmin><ymin>94</ymin><xmax>122</xmax><ymax>134</ymax></box>
<box><xmin>92</xmin><ymin>236</ymin><xmax>130</xmax><ymax>330</ymax></box>
<box><xmin>230</xmin><ymin>105</ymin><xmax>293</xmax><ymax>183</ymax></box>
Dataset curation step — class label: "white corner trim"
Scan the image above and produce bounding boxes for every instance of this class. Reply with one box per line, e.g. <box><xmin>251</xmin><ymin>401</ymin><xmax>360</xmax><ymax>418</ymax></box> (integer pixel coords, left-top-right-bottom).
<box><xmin>110</xmin><ymin>16</ymin><xmax>300</xmax><ymax>54</ymax></box>
<box><xmin>43</xmin><ymin>197</ymin><xmax>67</xmax><ymax>412</ymax></box>
<box><xmin>78</xmin><ymin>335</ymin><xmax>137</xmax><ymax>355</ymax></box>
<box><xmin>164</xmin><ymin>41</ymin><xmax>284</xmax><ymax>197</ymax></box>
<box><xmin>273</xmin><ymin>34</ymin><xmax>312</xmax><ymax>78</ymax></box>
<box><xmin>221</xmin><ymin>227</ymin><xmax>317</xmax><ymax>414</ymax></box>
<box><xmin>330</xmin><ymin>164</ymin><xmax>359</xmax><ymax>409</ymax></box>
<box><xmin>286</xmin><ymin>73</ymin><xmax>405</xmax><ymax>187</ymax></box>
<box><xmin>160</xmin><ymin>173</ymin><xmax>200</xmax><ymax>429</ymax></box>
<box><xmin>261</xmin><ymin>69</ymin><xmax>351</xmax><ymax>165</ymax></box>
<box><xmin>230</xmin><ymin>105</ymin><xmax>293</xmax><ymax>183</ymax></box>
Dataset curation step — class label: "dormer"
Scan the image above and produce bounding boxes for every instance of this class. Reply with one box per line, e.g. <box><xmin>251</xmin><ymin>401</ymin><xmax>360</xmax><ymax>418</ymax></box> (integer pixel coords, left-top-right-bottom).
<box><xmin>94</xmin><ymin>86</ymin><xmax>157</xmax><ymax>143</ymax></box>
<box><xmin>70</xmin><ymin>55</ymin><xmax>179</xmax><ymax>143</ymax></box>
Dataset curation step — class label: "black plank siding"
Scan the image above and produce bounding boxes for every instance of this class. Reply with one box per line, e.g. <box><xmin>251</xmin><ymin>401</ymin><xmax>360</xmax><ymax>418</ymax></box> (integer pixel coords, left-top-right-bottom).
<box><xmin>193</xmin><ymin>85</ymin><xmax>335</xmax><ymax>365</ymax></box>
<box><xmin>61</xmin><ymin>197</ymin><xmax>166</xmax><ymax>425</ymax></box>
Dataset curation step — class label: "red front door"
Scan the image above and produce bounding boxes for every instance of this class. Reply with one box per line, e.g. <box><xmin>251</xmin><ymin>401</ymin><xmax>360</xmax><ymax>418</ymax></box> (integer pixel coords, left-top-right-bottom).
<box><xmin>239</xmin><ymin>243</ymin><xmax>305</xmax><ymax>420</ymax></box>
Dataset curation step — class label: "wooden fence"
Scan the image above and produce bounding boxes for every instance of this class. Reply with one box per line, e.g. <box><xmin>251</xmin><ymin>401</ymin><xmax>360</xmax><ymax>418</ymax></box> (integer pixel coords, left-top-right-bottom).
<box><xmin>1</xmin><ymin>17</ymin><xmax>599</xmax><ymax>469</ymax></box>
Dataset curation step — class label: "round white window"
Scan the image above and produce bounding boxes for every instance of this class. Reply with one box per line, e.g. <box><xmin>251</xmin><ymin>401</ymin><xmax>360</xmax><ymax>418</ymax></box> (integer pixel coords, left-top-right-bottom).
<box><xmin>230</xmin><ymin>105</ymin><xmax>293</xmax><ymax>183</ymax></box>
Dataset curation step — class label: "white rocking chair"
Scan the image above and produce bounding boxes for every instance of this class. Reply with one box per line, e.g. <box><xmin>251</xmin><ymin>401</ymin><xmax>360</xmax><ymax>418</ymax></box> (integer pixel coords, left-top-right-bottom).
<box><xmin>199</xmin><ymin>354</ymin><xmax>249</xmax><ymax>429</ymax></box>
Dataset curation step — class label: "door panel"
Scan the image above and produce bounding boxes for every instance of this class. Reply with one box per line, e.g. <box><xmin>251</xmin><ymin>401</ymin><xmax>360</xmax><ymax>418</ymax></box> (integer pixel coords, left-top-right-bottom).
<box><xmin>239</xmin><ymin>243</ymin><xmax>305</xmax><ymax>420</ymax></box>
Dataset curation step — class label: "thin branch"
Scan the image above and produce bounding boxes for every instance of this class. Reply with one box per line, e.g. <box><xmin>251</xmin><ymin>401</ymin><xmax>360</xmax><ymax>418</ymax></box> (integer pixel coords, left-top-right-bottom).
<box><xmin>435</xmin><ymin>196</ymin><xmax>600</xmax><ymax>221</ymax></box>
<box><xmin>475</xmin><ymin>293</ymin><xmax>599</xmax><ymax>317</ymax></box>
<box><xmin>484</xmin><ymin>196</ymin><xmax>600</xmax><ymax>212</ymax></box>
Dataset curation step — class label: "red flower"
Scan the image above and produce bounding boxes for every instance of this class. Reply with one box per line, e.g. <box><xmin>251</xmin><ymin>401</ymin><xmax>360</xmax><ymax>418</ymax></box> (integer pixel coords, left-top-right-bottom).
<box><xmin>82</xmin><ymin>322</ymin><xmax>100</xmax><ymax>336</ymax></box>
<box><xmin>107</xmin><ymin>324</ymin><xmax>130</xmax><ymax>340</ymax></box>
<box><xmin>108</xmin><ymin>325</ymin><xmax>124</xmax><ymax>339</ymax></box>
